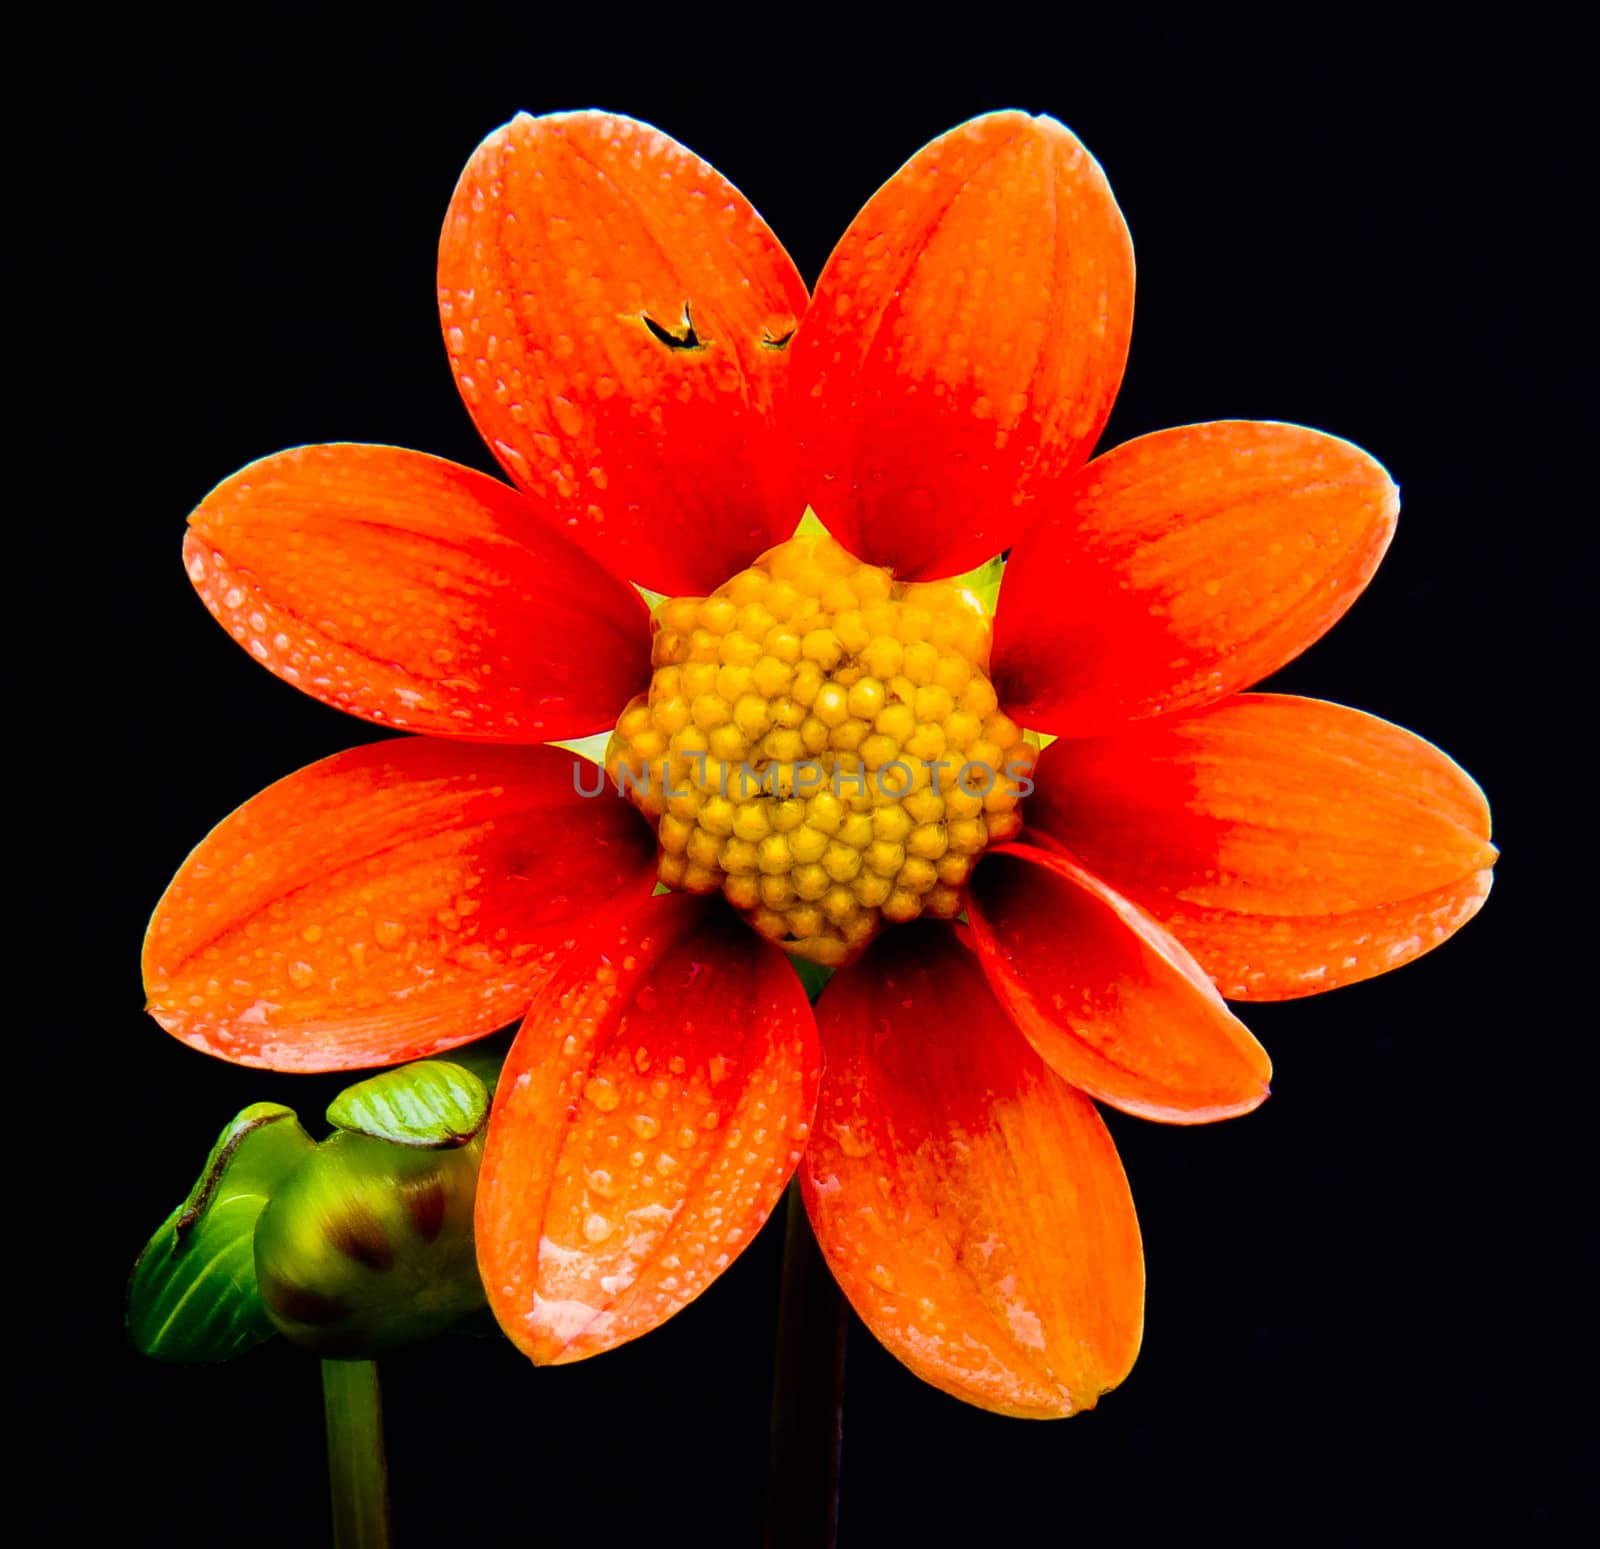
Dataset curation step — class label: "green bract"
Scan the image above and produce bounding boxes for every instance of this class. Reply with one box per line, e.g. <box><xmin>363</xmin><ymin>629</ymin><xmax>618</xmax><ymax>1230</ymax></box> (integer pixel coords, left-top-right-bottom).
<box><xmin>326</xmin><ymin>1059</ymin><xmax>490</xmax><ymax>1148</ymax></box>
<box><xmin>127</xmin><ymin>1103</ymin><xmax>316</xmax><ymax>1362</ymax></box>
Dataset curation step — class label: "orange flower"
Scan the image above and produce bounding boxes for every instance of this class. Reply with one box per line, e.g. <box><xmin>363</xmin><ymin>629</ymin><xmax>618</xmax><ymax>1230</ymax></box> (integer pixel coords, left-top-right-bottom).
<box><xmin>145</xmin><ymin>110</ymin><xmax>1494</xmax><ymax>1417</ymax></box>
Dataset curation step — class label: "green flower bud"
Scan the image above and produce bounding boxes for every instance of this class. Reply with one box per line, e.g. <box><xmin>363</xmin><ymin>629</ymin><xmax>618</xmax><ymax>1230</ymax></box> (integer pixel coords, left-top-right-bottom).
<box><xmin>254</xmin><ymin>1130</ymin><xmax>485</xmax><ymax>1358</ymax></box>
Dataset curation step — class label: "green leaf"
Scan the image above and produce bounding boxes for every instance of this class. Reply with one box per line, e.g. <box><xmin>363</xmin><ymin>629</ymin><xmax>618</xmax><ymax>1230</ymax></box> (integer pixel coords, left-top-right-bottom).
<box><xmin>326</xmin><ymin>1060</ymin><xmax>490</xmax><ymax>1148</ymax></box>
<box><xmin>127</xmin><ymin>1102</ymin><xmax>315</xmax><ymax>1363</ymax></box>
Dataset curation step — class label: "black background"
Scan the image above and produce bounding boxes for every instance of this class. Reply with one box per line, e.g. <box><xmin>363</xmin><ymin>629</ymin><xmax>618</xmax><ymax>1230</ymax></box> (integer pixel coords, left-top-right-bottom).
<box><xmin>58</xmin><ymin>5</ymin><xmax>1590</xmax><ymax>1543</ymax></box>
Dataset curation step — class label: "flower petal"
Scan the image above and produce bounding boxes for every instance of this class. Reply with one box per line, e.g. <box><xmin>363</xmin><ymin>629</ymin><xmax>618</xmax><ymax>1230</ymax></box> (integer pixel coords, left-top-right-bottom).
<box><xmin>144</xmin><ymin>740</ymin><xmax>657</xmax><ymax>1070</ymax></box>
<box><xmin>1025</xmin><ymin>693</ymin><xmax>1496</xmax><ymax>998</ymax></box>
<box><xmin>801</xmin><ymin>924</ymin><xmax>1143</xmax><ymax>1417</ymax></box>
<box><xmin>993</xmin><ymin>422</ymin><xmax>1399</xmax><ymax>734</ymax></box>
<box><xmin>477</xmin><ymin>896</ymin><xmax>819</xmax><ymax>1364</ymax></box>
<box><xmin>438</xmin><ymin>111</ymin><xmax>809</xmax><ymax>594</ymax></box>
<box><xmin>967</xmin><ymin>844</ymin><xmax>1271</xmax><ymax>1123</ymax></box>
<box><xmin>185</xmin><ymin>444</ymin><xmax>651</xmax><ymax>741</ymax></box>
<box><xmin>784</xmin><ymin>111</ymin><xmax>1133</xmax><ymax>580</ymax></box>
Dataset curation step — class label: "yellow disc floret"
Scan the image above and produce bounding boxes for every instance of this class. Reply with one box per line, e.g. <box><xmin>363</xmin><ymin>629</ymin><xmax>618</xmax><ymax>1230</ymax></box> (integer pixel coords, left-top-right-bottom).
<box><xmin>606</xmin><ymin>533</ymin><xmax>1035</xmax><ymax>967</ymax></box>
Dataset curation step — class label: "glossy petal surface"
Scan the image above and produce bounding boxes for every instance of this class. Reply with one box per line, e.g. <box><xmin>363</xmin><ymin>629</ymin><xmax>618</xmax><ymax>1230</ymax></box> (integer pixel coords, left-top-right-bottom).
<box><xmin>477</xmin><ymin>897</ymin><xmax>819</xmax><ymax>1364</ymax></box>
<box><xmin>185</xmin><ymin>444</ymin><xmax>650</xmax><ymax>741</ymax></box>
<box><xmin>994</xmin><ymin>422</ymin><xmax>1398</xmax><ymax>733</ymax></box>
<box><xmin>1026</xmin><ymin>694</ymin><xmax>1496</xmax><ymax>998</ymax></box>
<box><xmin>144</xmin><ymin>741</ymin><xmax>657</xmax><ymax>1069</ymax></box>
<box><xmin>439</xmin><ymin>111</ymin><xmax>810</xmax><ymax>593</ymax></box>
<box><xmin>802</xmin><ymin>925</ymin><xmax>1143</xmax><ymax>1417</ymax></box>
<box><xmin>785</xmin><ymin>111</ymin><xmax>1134</xmax><ymax>579</ymax></box>
<box><xmin>967</xmin><ymin>844</ymin><xmax>1271</xmax><ymax>1123</ymax></box>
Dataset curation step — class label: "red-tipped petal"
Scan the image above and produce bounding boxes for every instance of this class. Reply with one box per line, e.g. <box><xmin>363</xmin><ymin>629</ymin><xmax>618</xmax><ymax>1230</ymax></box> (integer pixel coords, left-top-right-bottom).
<box><xmin>967</xmin><ymin>844</ymin><xmax>1271</xmax><ymax>1123</ymax></box>
<box><xmin>143</xmin><ymin>741</ymin><xmax>657</xmax><ymax>1070</ymax></box>
<box><xmin>1025</xmin><ymin>693</ymin><xmax>1496</xmax><ymax>998</ymax></box>
<box><xmin>994</xmin><ymin>421</ymin><xmax>1399</xmax><ymax>734</ymax></box>
<box><xmin>801</xmin><ymin>924</ymin><xmax>1143</xmax><ymax>1417</ymax></box>
<box><xmin>438</xmin><ymin>111</ymin><xmax>809</xmax><ymax>594</ymax></box>
<box><xmin>477</xmin><ymin>896</ymin><xmax>819</xmax><ymax>1364</ymax></box>
<box><xmin>185</xmin><ymin>444</ymin><xmax>650</xmax><ymax>741</ymax></box>
<box><xmin>784</xmin><ymin>111</ymin><xmax>1134</xmax><ymax>579</ymax></box>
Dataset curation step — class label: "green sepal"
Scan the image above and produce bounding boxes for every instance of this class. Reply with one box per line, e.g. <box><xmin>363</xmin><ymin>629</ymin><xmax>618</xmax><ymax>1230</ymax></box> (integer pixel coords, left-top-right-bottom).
<box><xmin>127</xmin><ymin>1102</ymin><xmax>315</xmax><ymax>1363</ymax></box>
<box><xmin>326</xmin><ymin>1060</ymin><xmax>490</xmax><ymax>1149</ymax></box>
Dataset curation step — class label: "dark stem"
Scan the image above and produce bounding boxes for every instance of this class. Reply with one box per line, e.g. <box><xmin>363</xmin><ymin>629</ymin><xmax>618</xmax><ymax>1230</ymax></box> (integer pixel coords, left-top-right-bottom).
<box><xmin>321</xmin><ymin>1359</ymin><xmax>393</xmax><ymax>1549</ymax></box>
<box><xmin>764</xmin><ymin>1176</ymin><xmax>848</xmax><ymax>1549</ymax></box>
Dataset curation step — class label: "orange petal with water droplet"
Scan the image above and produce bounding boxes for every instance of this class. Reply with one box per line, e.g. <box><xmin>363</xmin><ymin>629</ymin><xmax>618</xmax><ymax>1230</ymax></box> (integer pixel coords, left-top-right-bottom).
<box><xmin>967</xmin><ymin>844</ymin><xmax>1271</xmax><ymax>1123</ymax></box>
<box><xmin>1025</xmin><ymin>693</ymin><xmax>1496</xmax><ymax>999</ymax></box>
<box><xmin>438</xmin><ymin>111</ymin><xmax>809</xmax><ymax>594</ymax></box>
<box><xmin>801</xmin><ymin>923</ymin><xmax>1143</xmax><ymax>1417</ymax></box>
<box><xmin>185</xmin><ymin>444</ymin><xmax>650</xmax><ymax>742</ymax></box>
<box><xmin>993</xmin><ymin>421</ymin><xmax>1399</xmax><ymax>734</ymax></box>
<box><xmin>783</xmin><ymin>111</ymin><xmax>1134</xmax><ymax>579</ymax></box>
<box><xmin>143</xmin><ymin>740</ymin><xmax>657</xmax><ymax>1070</ymax></box>
<box><xmin>477</xmin><ymin>896</ymin><xmax>819</xmax><ymax>1364</ymax></box>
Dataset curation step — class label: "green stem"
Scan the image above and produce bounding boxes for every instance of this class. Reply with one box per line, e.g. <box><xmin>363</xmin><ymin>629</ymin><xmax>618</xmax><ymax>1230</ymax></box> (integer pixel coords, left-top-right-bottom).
<box><xmin>321</xmin><ymin>1359</ymin><xmax>393</xmax><ymax>1549</ymax></box>
<box><xmin>764</xmin><ymin>1177</ymin><xmax>848</xmax><ymax>1549</ymax></box>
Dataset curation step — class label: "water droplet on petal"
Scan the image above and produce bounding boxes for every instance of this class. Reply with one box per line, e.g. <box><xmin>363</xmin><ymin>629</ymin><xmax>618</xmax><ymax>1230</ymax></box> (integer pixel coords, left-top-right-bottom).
<box><xmin>553</xmin><ymin>396</ymin><xmax>584</xmax><ymax>437</ymax></box>
<box><xmin>583</xmin><ymin>1077</ymin><xmax>621</xmax><ymax>1112</ymax></box>
<box><xmin>834</xmin><ymin>1123</ymin><xmax>873</xmax><ymax>1158</ymax></box>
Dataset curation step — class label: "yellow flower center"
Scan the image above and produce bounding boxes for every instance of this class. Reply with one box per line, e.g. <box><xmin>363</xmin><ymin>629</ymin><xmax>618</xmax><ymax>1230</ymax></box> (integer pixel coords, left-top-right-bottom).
<box><xmin>606</xmin><ymin>533</ymin><xmax>1034</xmax><ymax>967</ymax></box>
